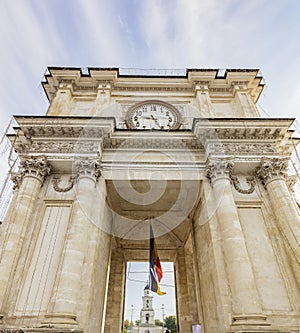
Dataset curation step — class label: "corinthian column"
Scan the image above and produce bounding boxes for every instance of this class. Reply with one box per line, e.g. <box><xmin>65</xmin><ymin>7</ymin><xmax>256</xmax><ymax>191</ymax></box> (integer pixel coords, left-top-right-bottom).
<box><xmin>206</xmin><ymin>158</ymin><xmax>268</xmax><ymax>327</ymax></box>
<box><xmin>44</xmin><ymin>158</ymin><xmax>101</xmax><ymax>326</ymax></box>
<box><xmin>257</xmin><ymin>157</ymin><xmax>300</xmax><ymax>263</ymax></box>
<box><xmin>0</xmin><ymin>156</ymin><xmax>50</xmax><ymax>319</ymax></box>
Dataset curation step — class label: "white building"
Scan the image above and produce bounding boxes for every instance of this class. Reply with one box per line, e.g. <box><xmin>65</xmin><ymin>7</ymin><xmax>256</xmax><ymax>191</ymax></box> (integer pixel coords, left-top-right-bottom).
<box><xmin>132</xmin><ymin>285</ymin><xmax>162</xmax><ymax>333</ymax></box>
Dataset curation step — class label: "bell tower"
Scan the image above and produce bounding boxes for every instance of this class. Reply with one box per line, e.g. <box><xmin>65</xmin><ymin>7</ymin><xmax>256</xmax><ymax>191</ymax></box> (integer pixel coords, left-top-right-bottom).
<box><xmin>140</xmin><ymin>285</ymin><xmax>155</xmax><ymax>326</ymax></box>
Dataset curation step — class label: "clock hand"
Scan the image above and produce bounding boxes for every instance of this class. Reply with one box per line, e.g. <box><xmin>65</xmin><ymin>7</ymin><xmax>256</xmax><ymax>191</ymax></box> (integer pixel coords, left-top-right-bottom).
<box><xmin>151</xmin><ymin>115</ymin><xmax>161</xmax><ymax>128</ymax></box>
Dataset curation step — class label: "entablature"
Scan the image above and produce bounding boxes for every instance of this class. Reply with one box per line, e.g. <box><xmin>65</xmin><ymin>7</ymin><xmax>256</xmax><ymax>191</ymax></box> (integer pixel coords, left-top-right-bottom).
<box><xmin>8</xmin><ymin>116</ymin><xmax>297</xmax><ymax>177</ymax></box>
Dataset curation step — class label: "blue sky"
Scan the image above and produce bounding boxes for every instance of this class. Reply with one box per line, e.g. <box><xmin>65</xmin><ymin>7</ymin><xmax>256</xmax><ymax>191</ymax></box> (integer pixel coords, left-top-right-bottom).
<box><xmin>1</xmin><ymin>0</ymin><xmax>300</xmax><ymax>324</ymax></box>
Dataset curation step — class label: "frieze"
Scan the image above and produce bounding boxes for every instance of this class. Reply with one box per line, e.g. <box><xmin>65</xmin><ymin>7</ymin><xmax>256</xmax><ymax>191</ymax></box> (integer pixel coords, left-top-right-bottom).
<box><xmin>208</xmin><ymin>142</ymin><xmax>278</xmax><ymax>155</ymax></box>
<box><xmin>112</xmin><ymin>86</ymin><xmax>192</xmax><ymax>93</ymax></box>
<box><xmin>103</xmin><ymin>137</ymin><xmax>205</xmax><ymax>151</ymax></box>
<box><xmin>14</xmin><ymin>141</ymin><xmax>100</xmax><ymax>154</ymax></box>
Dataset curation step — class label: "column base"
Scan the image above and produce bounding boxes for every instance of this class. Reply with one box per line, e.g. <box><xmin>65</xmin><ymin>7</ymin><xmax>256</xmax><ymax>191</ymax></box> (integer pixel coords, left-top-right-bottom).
<box><xmin>42</xmin><ymin>313</ymin><xmax>78</xmax><ymax>326</ymax></box>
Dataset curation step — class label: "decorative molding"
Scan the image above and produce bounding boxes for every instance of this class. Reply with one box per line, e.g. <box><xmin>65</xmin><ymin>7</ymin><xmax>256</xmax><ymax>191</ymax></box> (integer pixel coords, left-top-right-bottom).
<box><xmin>22</xmin><ymin>126</ymin><xmax>103</xmax><ymax>139</ymax></box>
<box><xmin>214</xmin><ymin>127</ymin><xmax>282</xmax><ymax>140</ymax></box>
<box><xmin>256</xmin><ymin>157</ymin><xmax>289</xmax><ymax>186</ymax></box>
<box><xmin>103</xmin><ymin>137</ymin><xmax>204</xmax><ymax>151</ymax></box>
<box><xmin>52</xmin><ymin>175</ymin><xmax>77</xmax><ymax>192</ymax></box>
<box><xmin>112</xmin><ymin>86</ymin><xmax>192</xmax><ymax>93</ymax></box>
<box><xmin>206</xmin><ymin>157</ymin><xmax>234</xmax><ymax>183</ymax></box>
<box><xmin>207</xmin><ymin>142</ymin><xmax>278</xmax><ymax>155</ymax></box>
<box><xmin>230</xmin><ymin>175</ymin><xmax>256</xmax><ymax>194</ymax></box>
<box><xmin>15</xmin><ymin>141</ymin><xmax>100</xmax><ymax>154</ymax></box>
<box><xmin>74</xmin><ymin>159</ymin><xmax>101</xmax><ymax>181</ymax></box>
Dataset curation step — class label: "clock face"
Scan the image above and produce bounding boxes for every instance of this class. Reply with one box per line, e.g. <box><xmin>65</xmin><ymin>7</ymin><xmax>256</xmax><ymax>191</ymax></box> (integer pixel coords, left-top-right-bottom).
<box><xmin>125</xmin><ymin>100</ymin><xmax>181</xmax><ymax>130</ymax></box>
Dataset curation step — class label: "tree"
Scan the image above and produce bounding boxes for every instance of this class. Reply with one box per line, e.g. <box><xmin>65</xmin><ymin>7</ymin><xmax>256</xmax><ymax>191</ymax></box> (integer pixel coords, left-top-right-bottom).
<box><xmin>135</xmin><ymin>319</ymin><xmax>141</xmax><ymax>326</ymax></box>
<box><xmin>123</xmin><ymin>319</ymin><xmax>133</xmax><ymax>333</ymax></box>
<box><xmin>155</xmin><ymin>319</ymin><xmax>163</xmax><ymax>326</ymax></box>
<box><xmin>164</xmin><ymin>315</ymin><xmax>177</xmax><ymax>333</ymax></box>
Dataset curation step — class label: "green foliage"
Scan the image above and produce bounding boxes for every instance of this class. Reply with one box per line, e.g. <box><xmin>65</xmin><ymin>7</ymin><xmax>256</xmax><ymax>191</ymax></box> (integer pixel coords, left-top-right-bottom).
<box><xmin>164</xmin><ymin>315</ymin><xmax>177</xmax><ymax>332</ymax></box>
<box><xmin>135</xmin><ymin>319</ymin><xmax>141</xmax><ymax>326</ymax></box>
<box><xmin>123</xmin><ymin>319</ymin><xmax>134</xmax><ymax>333</ymax></box>
<box><xmin>155</xmin><ymin>319</ymin><xmax>164</xmax><ymax>326</ymax></box>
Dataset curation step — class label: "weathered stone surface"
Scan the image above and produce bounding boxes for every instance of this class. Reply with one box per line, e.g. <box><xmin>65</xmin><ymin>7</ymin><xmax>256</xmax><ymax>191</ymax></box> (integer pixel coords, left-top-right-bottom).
<box><xmin>1</xmin><ymin>68</ymin><xmax>299</xmax><ymax>333</ymax></box>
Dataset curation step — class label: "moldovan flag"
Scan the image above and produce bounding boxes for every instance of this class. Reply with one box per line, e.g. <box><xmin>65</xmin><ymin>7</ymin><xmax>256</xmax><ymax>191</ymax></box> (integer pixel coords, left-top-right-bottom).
<box><xmin>149</xmin><ymin>225</ymin><xmax>166</xmax><ymax>295</ymax></box>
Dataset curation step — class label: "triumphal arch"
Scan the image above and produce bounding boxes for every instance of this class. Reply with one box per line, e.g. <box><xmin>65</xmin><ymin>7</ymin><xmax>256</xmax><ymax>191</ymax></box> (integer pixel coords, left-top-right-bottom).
<box><xmin>0</xmin><ymin>68</ymin><xmax>299</xmax><ymax>333</ymax></box>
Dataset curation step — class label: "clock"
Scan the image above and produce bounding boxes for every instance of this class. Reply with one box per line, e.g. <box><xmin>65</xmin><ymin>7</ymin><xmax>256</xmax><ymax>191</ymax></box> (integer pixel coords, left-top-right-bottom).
<box><xmin>125</xmin><ymin>100</ymin><xmax>181</xmax><ymax>130</ymax></box>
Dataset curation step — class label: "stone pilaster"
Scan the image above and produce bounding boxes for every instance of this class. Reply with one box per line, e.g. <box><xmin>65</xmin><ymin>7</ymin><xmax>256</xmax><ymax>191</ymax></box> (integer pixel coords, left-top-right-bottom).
<box><xmin>94</xmin><ymin>83</ymin><xmax>111</xmax><ymax>115</ymax></box>
<box><xmin>47</xmin><ymin>83</ymin><xmax>73</xmax><ymax>116</ymax></box>
<box><xmin>257</xmin><ymin>157</ymin><xmax>300</xmax><ymax>264</ymax></box>
<box><xmin>44</xmin><ymin>158</ymin><xmax>101</xmax><ymax>326</ymax></box>
<box><xmin>104</xmin><ymin>248</ymin><xmax>126</xmax><ymax>333</ymax></box>
<box><xmin>194</xmin><ymin>83</ymin><xmax>212</xmax><ymax>117</ymax></box>
<box><xmin>175</xmin><ymin>248</ymin><xmax>193</xmax><ymax>333</ymax></box>
<box><xmin>232</xmin><ymin>84</ymin><xmax>260</xmax><ymax>117</ymax></box>
<box><xmin>206</xmin><ymin>157</ymin><xmax>268</xmax><ymax>329</ymax></box>
<box><xmin>0</xmin><ymin>156</ymin><xmax>50</xmax><ymax>320</ymax></box>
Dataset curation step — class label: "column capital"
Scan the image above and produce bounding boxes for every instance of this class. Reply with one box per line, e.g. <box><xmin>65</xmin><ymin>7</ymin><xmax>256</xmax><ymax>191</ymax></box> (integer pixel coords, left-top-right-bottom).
<box><xmin>11</xmin><ymin>156</ymin><xmax>51</xmax><ymax>189</ymax></box>
<box><xmin>74</xmin><ymin>158</ymin><xmax>101</xmax><ymax>182</ymax></box>
<box><xmin>205</xmin><ymin>157</ymin><xmax>234</xmax><ymax>184</ymax></box>
<box><xmin>256</xmin><ymin>157</ymin><xmax>289</xmax><ymax>186</ymax></box>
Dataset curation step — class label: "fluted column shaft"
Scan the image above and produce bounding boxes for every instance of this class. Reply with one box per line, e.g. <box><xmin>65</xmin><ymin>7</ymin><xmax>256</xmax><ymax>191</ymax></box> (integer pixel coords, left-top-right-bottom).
<box><xmin>45</xmin><ymin>159</ymin><xmax>100</xmax><ymax>325</ymax></box>
<box><xmin>206</xmin><ymin>158</ymin><xmax>264</xmax><ymax>326</ymax></box>
<box><xmin>0</xmin><ymin>156</ymin><xmax>50</xmax><ymax>318</ymax></box>
<box><xmin>257</xmin><ymin>157</ymin><xmax>300</xmax><ymax>263</ymax></box>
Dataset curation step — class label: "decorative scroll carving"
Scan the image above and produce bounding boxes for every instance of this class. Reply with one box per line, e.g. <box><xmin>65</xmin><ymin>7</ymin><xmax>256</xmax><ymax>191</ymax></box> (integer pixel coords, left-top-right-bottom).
<box><xmin>52</xmin><ymin>175</ymin><xmax>77</xmax><ymax>192</ymax></box>
<box><xmin>230</xmin><ymin>175</ymin><xmax>256</xmax><ymax>194</ymax></box>
<box><xmin>256</xmin><ymin>157</ymin><xmax>289</xmax><ymax>186</ymax></box>
<box><xmin>74</xmin><ymin>159</ymin><xmax>101</xmax><ymax>181</ymax></box>
<box><xmin>206</xmin><ymin>157</ymin><xmax>234</xmax><ymax>183</ymax></box>
<box><xmin>11</xmin><ymin>173</ymin><xmax>23</xmax><ymax>191</ymax></box>
<box><xmin>286</xmin><ymin>174</ymin><xmax>297</xmax><ymax>193</ymax></box>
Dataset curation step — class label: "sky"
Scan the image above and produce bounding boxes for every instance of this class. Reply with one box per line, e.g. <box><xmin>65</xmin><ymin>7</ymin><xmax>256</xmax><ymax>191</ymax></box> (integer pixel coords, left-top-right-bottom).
<box><xmin>1</xmin><ymin>0</ymin><xmax>300</xmax><ymax>324</ymax></box>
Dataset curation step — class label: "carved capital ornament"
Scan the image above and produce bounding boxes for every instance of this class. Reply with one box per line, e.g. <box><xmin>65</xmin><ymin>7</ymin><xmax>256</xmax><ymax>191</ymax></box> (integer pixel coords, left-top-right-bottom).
<box><xmin>256</xmin><ymin>157</ymin><xmax>289</xmax><ymax>186</ymax></box>
<box><xmin>11</xmin><ymin>156</ymin><xmax>51</xmax><ymax>190</ymax></box>
<box><xmin>205</xmin><ymin>157</ymin><xmax>234</xmax><ymax>183</ymax></box>
<box><xmin>73</xmin><ymin>159</ymin><xmax>101</xmax><ymax>181</ymax></box>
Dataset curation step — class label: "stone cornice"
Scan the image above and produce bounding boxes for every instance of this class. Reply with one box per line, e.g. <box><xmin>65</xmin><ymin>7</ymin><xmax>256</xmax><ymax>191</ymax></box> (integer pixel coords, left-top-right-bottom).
<box><xmin>42</xmin><ymin>67</ymin><xmax>264</xmax><ymax>102</ymax></box>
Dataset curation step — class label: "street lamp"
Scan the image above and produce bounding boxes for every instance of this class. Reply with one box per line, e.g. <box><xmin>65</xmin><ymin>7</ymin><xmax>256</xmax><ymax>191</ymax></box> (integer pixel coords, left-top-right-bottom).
<box><xmin>162</xmin><ymin>304</ymin><xmax>165</xmax><ymax>333</ymax></box>
<box><xmin>131</xmin><ymin>304</ymin><xmax>134</xmax><ymax>329</ymax></box>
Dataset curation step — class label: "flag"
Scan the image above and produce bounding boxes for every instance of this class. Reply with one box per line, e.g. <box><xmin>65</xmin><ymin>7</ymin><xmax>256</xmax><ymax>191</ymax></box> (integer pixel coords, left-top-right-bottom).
<box><xmin>149</xmin><ymin>225</ymin><xmax>166</xmax><ymax>295</ymax></box>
